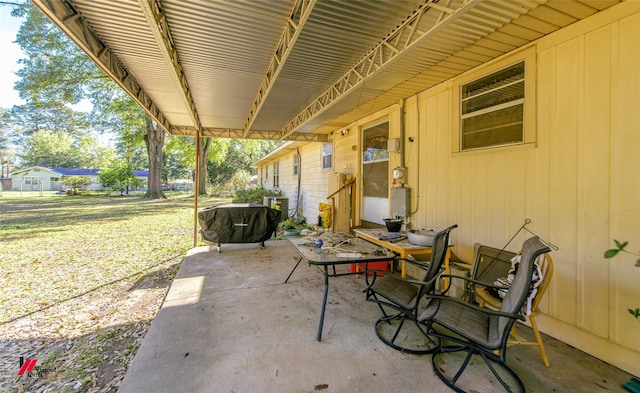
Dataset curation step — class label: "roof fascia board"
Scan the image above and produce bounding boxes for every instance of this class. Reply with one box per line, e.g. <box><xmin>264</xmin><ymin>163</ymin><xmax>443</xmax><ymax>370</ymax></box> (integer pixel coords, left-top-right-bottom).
<box><xmin>242</xmin><ymin>0</ymin><xmax>317</xmax><ymax>137</ymax></box>
<box><xmin>138</xmin><ymin>0</ymin><xmax>202</xmax><ymax>131</ymax></box>
<box><xmin>11</xmin><ymin>166</ymin><xmax>60</xmax><ymax>176</ymax></box>
<box><xmin>278</xmin><ymin>0</ymin><xmax>482</xmax><ymax>139</ymax></box>
<box><xmin>253</xmin><ymin>141</ymin><xmax>306</xmax><ymax>166</ymax></box>
<box><xmin>31</xmin><ymin>0</ymin><xmax>173</xmax><ymax>133</ymax></box>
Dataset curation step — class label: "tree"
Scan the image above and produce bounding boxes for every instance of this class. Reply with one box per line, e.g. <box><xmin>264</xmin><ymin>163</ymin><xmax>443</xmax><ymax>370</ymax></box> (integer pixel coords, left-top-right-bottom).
<box><xmin>89</xmin><ymin>71</ymin><xmax>167</xmax><ymax>199</ymax></box>
<box><xmin>18</xmin><ymin>130</ymin><xmax>81</xmax><ymax>168</ymax></box>
<box><xmin>230</xmin><ymin>169</ymin><xmax>251</xmax><ymax>191</ymax></box>
<box><xmin>76</xmin><ymin>133</ymin><xmax>117</xmax><ymax>170</ymax></box>
<box><xmin>207</xmin><ymin>139</ymin><xmax>281</xmax><ymax>191</ymax></box>
<box><xmin>0</xmin><ymin>149</ymin><xmax>16</xmax><ymax>181</ymax></box>
<box><xmin>0</xmin><ymin>102</ymin><xmax>89</xmax><ymax>146</ymax></box>
<box><xmin>163</xmin><ymin>135</ymin><xmax>195</xmax><ymax>181</ymax></box>
<box><xmin>143</xmin><ymin>117</ymin><xmax>165</xmax><ymax>198</ymax></box>
<box><xmin>63</xmin><ymin>175</ymin><xmax>90</xmax><ymax>191</ymax></box>
<box><xmin>0</xmin><ymin>108</ymin><xmax>15</xmax><ymax>178</ymax></box>
<box><xmin>99</xmin><ymin>160</ymin><xmax>136</xmax><ymax>196</ymax></box>
<box><xmin>13</xmin><ymin>4</ymin><xmax>95</xmax><ymax>107</ymax></box>
<box><xmin>164</xmin><ymin>135</ymin><xmax>230</xmax><ymax>195</ymax></box>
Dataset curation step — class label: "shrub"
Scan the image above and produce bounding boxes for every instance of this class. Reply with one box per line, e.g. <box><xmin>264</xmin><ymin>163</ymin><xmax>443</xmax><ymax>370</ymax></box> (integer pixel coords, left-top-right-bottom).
<box><xmin>233</xmin><ymin>186</ymin><xmax>283</xmax><ymax>204</ymax></box>
<box><xmin>278</xmin><ymin>216</ymin><xmax>312</xmax><ymax>230</ymax></box>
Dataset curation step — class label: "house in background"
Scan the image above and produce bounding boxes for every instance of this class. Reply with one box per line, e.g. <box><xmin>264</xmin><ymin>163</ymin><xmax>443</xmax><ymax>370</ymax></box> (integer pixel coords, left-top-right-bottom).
<box><xmin>10</xmin><ymin>166</ymin><xmax>149</xmax><ymax>191</ymax></box>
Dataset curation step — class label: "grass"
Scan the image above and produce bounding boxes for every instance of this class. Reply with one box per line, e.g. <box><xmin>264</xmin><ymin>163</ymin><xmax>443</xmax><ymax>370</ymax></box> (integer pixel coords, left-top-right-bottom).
<box><xmin>0</xmin><ymin>193</ymin><xmax>231</xmax><ymax>392</ymax></box>
<box><xmin>0</xmin><ymin>194</ymin><xmax>226</xmax><ymax>322</ymax></box>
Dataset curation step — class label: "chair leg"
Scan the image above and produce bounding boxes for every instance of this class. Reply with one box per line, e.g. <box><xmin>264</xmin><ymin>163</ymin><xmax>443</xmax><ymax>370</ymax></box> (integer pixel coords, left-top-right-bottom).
<box><xmin>529</xmin><ymin>314</ymin><xmax>550</xmax><ymax>367</ymax></box>
<box><xmin>432</xmin><ymin>344</ymin><xmax>525</xmax><ymax>393</ymax></box>
<box><xmin>507</xmin><ymin>316</ymin><xmax>550</xmax><ymax>367</ymax></box>
<box><xmin>374</xmin><ymin>315</ymin><xmax>439</xmax><ymax>354</ymax></box>
<box><xmin>372</xmin><ymin>295</ymin><xmax>391</xmax><ymax>320</ymax></box>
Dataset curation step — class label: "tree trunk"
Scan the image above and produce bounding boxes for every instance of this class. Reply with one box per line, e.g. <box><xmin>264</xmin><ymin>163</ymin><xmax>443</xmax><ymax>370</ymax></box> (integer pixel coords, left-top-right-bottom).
<box><xmin>143</xmin><ymin>117</ymin><xmax>166</xmax><ymax>199</ymax></box>
<box><xmin>197</xmin><ymin>137</ymin><xmax>212</xmax><ymax>195</ymax></box>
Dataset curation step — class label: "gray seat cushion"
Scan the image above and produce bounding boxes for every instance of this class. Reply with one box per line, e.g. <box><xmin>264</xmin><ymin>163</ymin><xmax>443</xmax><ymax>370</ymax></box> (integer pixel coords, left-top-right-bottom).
<box><xmin>421</xmin><ymin>300</ymin><xmax>501</xmax><ymax>349</ymax></box>
<box><xmin>371</xmin><ymin>276</ymin><xmax>419</xmax><ymax>310</ymax></box>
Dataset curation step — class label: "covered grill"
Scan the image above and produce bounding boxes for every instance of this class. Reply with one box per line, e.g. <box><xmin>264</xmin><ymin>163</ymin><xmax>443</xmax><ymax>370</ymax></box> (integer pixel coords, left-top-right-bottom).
<box><xmin>198</xmin><ymin>204</ymin><xmax>281</xmax><ymax>252</ymax></box>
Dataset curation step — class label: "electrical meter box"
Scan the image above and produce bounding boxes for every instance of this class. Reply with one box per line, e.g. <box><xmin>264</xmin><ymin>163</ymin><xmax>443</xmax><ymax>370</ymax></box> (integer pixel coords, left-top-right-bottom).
<box><xmin>391</xmin><ymin>187</ymin><xmax>411</xmax><ymax>218</ymax></box>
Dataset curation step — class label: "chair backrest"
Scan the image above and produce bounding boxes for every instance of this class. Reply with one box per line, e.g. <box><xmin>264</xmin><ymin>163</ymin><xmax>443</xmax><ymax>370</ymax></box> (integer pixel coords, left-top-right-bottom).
<box><xmin>530</xmin><ymin>252</ymin><xmax>553</xmax><ymax>313</ymax></box>
<box><xmin>466</xmin><ymin>244</ymin><xmax>516</xmax><ymax>301</ymax></box>
<box><xmin>416</xmin><ymin>224</ymin><xmax>457</xmax><ymax>298</ymax></box>
<box><xmin>470</xmin><ymin>244</ymin><xmax>517</xmax><ymax>286</ymax></box>
<box><xmin>497</xmin><ymin>237</ymin><xmax>551</xmax><ymax>334</ymax></box>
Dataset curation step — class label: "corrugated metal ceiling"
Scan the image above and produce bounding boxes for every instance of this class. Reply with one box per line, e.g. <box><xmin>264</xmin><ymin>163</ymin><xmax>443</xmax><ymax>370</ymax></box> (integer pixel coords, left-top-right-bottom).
<box><xmin>32</xmin><ymin>0</ymin><xmax>622</xmax><ymax>141</ymax></box>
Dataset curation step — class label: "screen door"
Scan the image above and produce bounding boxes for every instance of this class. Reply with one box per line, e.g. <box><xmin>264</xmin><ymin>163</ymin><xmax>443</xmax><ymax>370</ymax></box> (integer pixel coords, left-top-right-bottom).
<box><xmin>361</xmin><ymin>121</ymin><xmax>389</xmax><ymax>226</ymax></box>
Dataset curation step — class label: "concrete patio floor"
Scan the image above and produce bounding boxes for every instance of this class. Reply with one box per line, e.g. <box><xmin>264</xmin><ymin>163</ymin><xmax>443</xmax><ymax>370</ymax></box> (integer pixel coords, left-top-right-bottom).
<box><xmin>118</xmin><ymin>239</ymin><xmax>632</xmax><ymax>393</ymax></box>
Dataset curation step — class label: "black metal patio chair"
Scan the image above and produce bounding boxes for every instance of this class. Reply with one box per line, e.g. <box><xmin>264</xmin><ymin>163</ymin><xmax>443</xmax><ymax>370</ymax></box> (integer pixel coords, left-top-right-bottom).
<box><xmin>363</xmin><ymin>224</ymin><xmax>457</xmax><ymax>354</ymax></box>
<box><xmin>418</xmin><ymin>236</ymin><xmax>551</xmax><ymax>393</ymax></box>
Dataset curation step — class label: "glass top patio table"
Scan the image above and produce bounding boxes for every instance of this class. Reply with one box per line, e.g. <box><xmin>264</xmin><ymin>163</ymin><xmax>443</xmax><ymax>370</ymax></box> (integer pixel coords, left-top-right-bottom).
<box><xmin>284</xmin><ymin>232</ymin><xmax>396</xmax><ymax>341</ymax></box>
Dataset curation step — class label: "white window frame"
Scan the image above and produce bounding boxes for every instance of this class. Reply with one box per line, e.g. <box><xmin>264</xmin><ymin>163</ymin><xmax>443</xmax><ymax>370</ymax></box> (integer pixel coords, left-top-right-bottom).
<box><xmin>273</xmin><ymin>161</ymin><xmax>279</xmax><ymax>188</ymax></box>
<box><xmin>24</xmin><ymin>176</ymin><xmax>39</xmax><ymax>185</ymax></box>
<box><xmin>322</xmin><ymin>142</ymin><xmax>333</xmax><ymax>170</ymax></box>
<box><xmin>293</xmin><ymin>153</ymin><xmax>299</xmax><ymax>176</ymax></box>
<box><xmin>453</xmin><ymin>46</ymin><xmax>536</xmax><ymax>153</ymax></box>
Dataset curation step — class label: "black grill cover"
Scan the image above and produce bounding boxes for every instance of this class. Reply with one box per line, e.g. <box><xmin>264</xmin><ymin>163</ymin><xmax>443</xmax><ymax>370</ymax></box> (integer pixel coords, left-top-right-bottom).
<box><xmin>198</xmin><ymin>203</ymin><xmax>281</xmax><ymax>244</ymax></box>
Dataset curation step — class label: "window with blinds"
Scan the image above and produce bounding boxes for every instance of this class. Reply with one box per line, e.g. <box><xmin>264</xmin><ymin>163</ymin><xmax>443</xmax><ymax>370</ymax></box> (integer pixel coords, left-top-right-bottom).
<box><xmin>460</xmin><ymin>61</ymin><xmax>525</xmax><ymax>151</ymax></box>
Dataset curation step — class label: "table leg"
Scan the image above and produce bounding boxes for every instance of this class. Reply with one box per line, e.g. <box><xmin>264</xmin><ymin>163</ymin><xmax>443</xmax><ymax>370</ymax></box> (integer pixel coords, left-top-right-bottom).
<box><xmin>400</xmin><ymin>251</ymin><xmax>408</xmax><ymax>278</ymax></box>
<box><xmin>317</xmin><ymin>265</ymin><xmax>330</xmax><ymax>341</ymax></box>
<box><xmin>443</xmin><ymin>248</ymin><xmax>451</xmax><ymax>289</ymax></box>
<box><xmin>284</xmin><ymin>257</ymin><xmax>303</xmax><ymax>283</ymax></box>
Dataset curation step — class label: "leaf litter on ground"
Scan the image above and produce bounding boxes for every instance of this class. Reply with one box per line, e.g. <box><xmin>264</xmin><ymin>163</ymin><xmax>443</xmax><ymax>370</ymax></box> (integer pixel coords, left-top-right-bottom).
<box><xmin>0</xmin><ymin>194</ymin><xmax>230</xmax><ymax>392</ymax></box>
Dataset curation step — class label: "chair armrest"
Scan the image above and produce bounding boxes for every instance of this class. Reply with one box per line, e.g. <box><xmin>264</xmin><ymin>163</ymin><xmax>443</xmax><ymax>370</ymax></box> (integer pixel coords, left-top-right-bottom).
<box><xmin>397</xmin><ymin>257</ymin><xmax>431</xmax><ymax>270</ymax></box>
<box><xmin>440</xmin><ymin>274</ymin><xmax>509</xmax><ymax>290</ymax></box>
<box><xmin>421</xmin><ymin>294</ymin><xmax>526</xmax><ymax>322</ymax></box>
<box><xmin>363</xmin><ymin>267</ymin><xmax>442</xmax><ymax>289</ymax></box>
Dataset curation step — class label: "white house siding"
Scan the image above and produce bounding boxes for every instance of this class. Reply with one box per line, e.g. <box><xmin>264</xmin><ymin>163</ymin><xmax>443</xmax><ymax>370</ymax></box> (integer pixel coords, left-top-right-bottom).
<box><xmin>277</xmin><ymin>153</ymin><xmax>296</xmax><ymax>217</ymax></box>
<box><xmin>11</xmin><ymin>168</ymin><xmax>64</xmax><ymax>191</ymax></box>
<box><xmin>258</xmin><ymin>143</ymin><xmax>329</xmax><ymax>225</ymax></box>
<box><xmin>296</xmin><ymin>143</ymin><xmax>330</xmax><ymax>226</ymax></box>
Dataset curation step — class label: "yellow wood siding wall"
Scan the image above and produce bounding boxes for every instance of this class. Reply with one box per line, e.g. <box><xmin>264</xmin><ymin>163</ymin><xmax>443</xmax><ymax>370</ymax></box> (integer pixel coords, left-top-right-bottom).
<box><xmin>331</xmin><ymin>1</ymin><xmax>640</xmax><ymax>374</ymax></box>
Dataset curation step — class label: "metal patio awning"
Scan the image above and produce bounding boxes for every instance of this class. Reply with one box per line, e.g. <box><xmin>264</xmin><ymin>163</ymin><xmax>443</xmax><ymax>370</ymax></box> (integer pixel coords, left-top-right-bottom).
<box><xmin>32</xmin><ymin>0</ymin><xmax>620</xmax><ymax>142</ymax></box>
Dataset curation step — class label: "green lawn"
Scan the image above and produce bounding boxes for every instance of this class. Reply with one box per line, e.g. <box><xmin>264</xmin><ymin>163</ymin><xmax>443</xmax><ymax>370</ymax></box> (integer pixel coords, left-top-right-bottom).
<box><xmin>0</xmin><ymin>194</ymin><xmax>228</xmax><ymax>322</ymax></box>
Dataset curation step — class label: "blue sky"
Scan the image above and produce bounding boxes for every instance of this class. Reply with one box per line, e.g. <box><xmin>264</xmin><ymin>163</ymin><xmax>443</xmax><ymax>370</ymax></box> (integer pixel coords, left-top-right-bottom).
<box><xmin>0</xmin><ymin>5</ymin><xmax>26</xmax><ymax>109</ymax></box>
